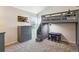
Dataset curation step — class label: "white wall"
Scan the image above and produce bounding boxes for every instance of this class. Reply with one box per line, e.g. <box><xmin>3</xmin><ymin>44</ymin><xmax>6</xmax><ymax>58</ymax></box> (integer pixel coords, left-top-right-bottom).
<box><xmin>37</xmin><ymin>6</ymin><xmax>78</xmax><ymax>43</ymax></box>
<box><xmin>0</xmin><ymin>6</ymin><xmax>37</xmax><ymax>46</ymax></box>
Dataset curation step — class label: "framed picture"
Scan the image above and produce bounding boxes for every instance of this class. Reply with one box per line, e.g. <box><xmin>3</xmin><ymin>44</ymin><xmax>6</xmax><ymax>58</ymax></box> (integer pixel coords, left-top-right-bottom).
<box><xmin>18</xmin><ymin>16</ymin><xmax>28</xmax><ymax>22</ymax></box>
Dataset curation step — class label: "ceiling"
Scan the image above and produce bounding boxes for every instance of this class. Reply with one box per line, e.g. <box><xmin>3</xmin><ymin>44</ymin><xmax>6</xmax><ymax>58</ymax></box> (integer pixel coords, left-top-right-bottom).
<box><xmin>14</xmin><ymin>6</ymin><xmax>47</xmax><ymax>14</ymax></box>
<box><xmin>13</xmin><ymin>6</ymin><xmax>79</xmax><ymax>14</ymax></box>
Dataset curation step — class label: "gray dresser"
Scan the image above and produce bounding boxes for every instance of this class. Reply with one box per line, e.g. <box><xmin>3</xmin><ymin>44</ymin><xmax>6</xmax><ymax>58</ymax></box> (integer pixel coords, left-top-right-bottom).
<box><xmin>18</xmin><ymin>26</ymin><xmax>32</xmax><ymax>42</ymax></box>
<box><xmin>0</xmin><ymin>32</ymin><xmax>5</xmax><ymax>52</ymax></box>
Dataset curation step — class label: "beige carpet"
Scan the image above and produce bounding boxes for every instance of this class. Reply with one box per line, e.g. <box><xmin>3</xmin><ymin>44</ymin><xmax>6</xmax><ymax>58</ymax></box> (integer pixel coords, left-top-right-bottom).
<box><xmin>5</xmin><ymin>39</ymin><xmax>78</xmax><ymax>52</ymax></box>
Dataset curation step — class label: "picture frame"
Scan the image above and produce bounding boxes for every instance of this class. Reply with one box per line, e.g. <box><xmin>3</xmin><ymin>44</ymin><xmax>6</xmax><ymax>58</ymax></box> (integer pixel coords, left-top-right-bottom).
<box><xmin>18</xmin><ymin>16</ymin><xmax>28</xmax><ymax>22</ymax></box>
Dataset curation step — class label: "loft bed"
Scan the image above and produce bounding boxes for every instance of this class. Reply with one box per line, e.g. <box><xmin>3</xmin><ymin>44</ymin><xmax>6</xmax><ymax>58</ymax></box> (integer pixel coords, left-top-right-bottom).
<box><xmin>37</xmin><ymin>9</ymin><xmax>79</xmax><ymax>51</ymax></box>
<box><xmin>40</xmin><ymin>9</ymin><xmax>78</xmax><ymax>40</ymax></box>
<box><xmin>41</xmin><ymin>9</ymin><xmax>79</xmax><ymax>24</ymax></box>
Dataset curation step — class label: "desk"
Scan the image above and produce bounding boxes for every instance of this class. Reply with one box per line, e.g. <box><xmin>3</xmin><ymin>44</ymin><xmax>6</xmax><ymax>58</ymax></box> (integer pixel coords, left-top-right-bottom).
<box><xmin>48</xmin><ymin>32</ymin><xmax>61</xmax><ymax>42</ymax></box>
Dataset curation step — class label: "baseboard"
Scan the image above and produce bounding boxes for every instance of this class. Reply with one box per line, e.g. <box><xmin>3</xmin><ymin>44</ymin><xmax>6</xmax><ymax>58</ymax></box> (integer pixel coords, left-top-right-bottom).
<box><xmin>5</xmin><ymin>41</ymin><xmax>18</xmax><ymax>47</ymax></box>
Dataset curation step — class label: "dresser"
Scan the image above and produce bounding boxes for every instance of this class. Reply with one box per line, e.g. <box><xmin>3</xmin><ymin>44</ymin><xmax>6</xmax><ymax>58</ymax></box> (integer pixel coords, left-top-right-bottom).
<box><xmin>18</xmin><ymin>26</ymin><xmax>32</xmax><ymax>42</ymax></box>
<box><xmin>0</xmin><ymin>32</ymin><xmax>5</xmax><ymax>52</ymax></box>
